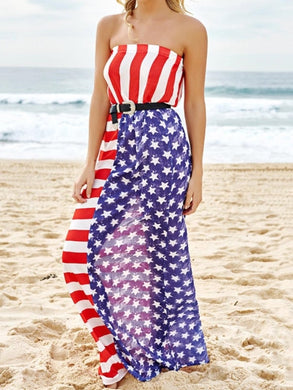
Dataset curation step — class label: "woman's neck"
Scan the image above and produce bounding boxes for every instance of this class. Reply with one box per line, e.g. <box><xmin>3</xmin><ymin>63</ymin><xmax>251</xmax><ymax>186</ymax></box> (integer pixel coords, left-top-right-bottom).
<box><xmin>135</xmin><ymin>0</ymin><xmax>170</xmax><ymax>19</ymax></box>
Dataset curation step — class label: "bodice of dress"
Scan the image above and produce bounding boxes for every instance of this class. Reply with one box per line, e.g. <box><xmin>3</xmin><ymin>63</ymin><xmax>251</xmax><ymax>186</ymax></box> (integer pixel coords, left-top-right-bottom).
<box><xmin>103</xmin><ymin>44</ymin><xmax>184</xmax><ymax>106</ymax></box>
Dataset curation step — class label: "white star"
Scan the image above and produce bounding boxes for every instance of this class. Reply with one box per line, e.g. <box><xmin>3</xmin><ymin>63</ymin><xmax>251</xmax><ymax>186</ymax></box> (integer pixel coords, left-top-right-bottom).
<box><xmin>104</xmin><ymin>247</ymin><xmax>113</xmax><ymax>255</ymax></box>
<box><xmin>128</xmin><ymin>198</ymin><xmax>137</xmax><ymax>206</ymax></box>
<box><xmin>102</xmin><ymin>210</ymin><xmax>111</xmax><ymax>218</ymax></box>
<box><xmin>135</xmin><ymin>327</ymin><xmax>143</xmax><ymax>335</ymax></box>
<box><xmin>162</xmin><ymin>166</ymin><xmax>172</xmax><ymax>175</ymax></box>
<box><xmin>131</xmin><ymin>287</ymin><xmax>140</xmax><ymax>295</ymax></box>
<box><xmin>133</xmin><ymin>300</ymin><xmax>140</xmax><ymax>308</ymax></box>
<box><xmin>143</xmin><ymin>281</ymin><xmax>151</xmax><ymax>289</ymax></box>
<box><xmin>150</xmin><ymin>172</ymin><xmax>158</xmax><ymax>181</ymax></box>
<box><xmin>162</xmin><ymin>112</ymin><xmax>170</xmax><ymax>120</ymax></box>
<box><xmin>112</xmin><ymin>264</ymin><xmax>120</xmax><ymax>272</ymax></box>
<box><xmin>125</xmin><ymin>245</ymin><xmax>134</xmax><ymax>253</ymax></box>
<box><xmin>116</xmin><ymin>239</ymin><xmax>124</xmax><ymax>247</ymax></box>
<box><xmin>157</xmin><ymin>196</ymin><xmax>166</xmax><ymax>205</ymax></box>
<box><xmin>160</xmin><ymin>182</ymin><xmax>169</xmax><ymax>190</ymax></box>
<box><xmin>118</xmin><ymin>159</ymin><xmax>126</xmax><ymax>167</ymax></box>
<box><xmin>129</xmin><ymin>231</ymin><xmax>137</xmax><ymax>239</ymax></box>
<box><xmin>153</xmin><ymin>222</ymin><xmax>161</xmax><ymax>230</ymax></box>
<box><xmin>97</xmin><ymin>225</ymin><xmax>106</xmax><ymax>233</ymax></box>
<box><xmin>134</xmin><ymin>250</ymin><xmax>143</xmax><ymax>257</ymax></box>
<box><xmin>172</xmin><ymin>141</ymin><xmax>179</xmax><ymax>150</ymax></box>
<box><xmin>109</xmin><ymin>182</ymin><xmax>118</xmax><ymax>190</ymax></box>
<box><xmin>122</xmin><ymin>282</ymin><xmax>130</xmax><ymax>290</ymax></box>
<box><xmin>121</xmin><ymin>177</ymin><xmax>131</xmax><ymax>185</ymax></box>
<box><xmin>163</xmin><ymin>150</ymin><xmax>172</xmax><ymax>159</ymax></box>
<box><xmin>142</xmin><ymin>150</ymin><xmax>149</xmax><ymax>158</ymax></box>
<box><xmin>141</xmin><ymin>134</ymin><xmax>148</xmax><ymax>143</ymax></box>
<box><xmin>98</xmin><ymin>294</ymin><xmax>106</xmax><ymax>302</ymax></box>
<box><xmin>177</xmin><ymin>186</ymin><xmax>185</xmax><ymax>195</ymax></box>
<box><xmin>149</xmin><ymin>125</ymin><xmax>157</xmax><ymax>134</ymax></box>
<box><xmin>105</xmin><ymin>197</ymin><xmax>115</xmax><ymax>204</ymax></box>
<box><xmin>118</xmin><ymin>225</ymin><xmax>127</xmax><ymax>233</ymax></box>
<box><xmin>110</xmin><ymin>219</ymin><xmax>119</xmax><ymax>226</ymax></box>
<box><xmin>147</xmin><ymin>111</ymin><xmax>155</xmax><ymax>119</ymax></box>
<box><xmin>121</xmin><ymin>257</ymin><xmax>131</xmax><ymax>265</ymax></box>
<box><xmin>150</xmin><ymin>140</ymin><xmax>159</xmax><ymax>150</ymax></box>
<box><xmin>128</xmin><ymin>139</ymin><xmax>136</xmax><ymax>147</ymax></box>
<box><xmin>194</xmin><ymin>334</ymin><xmax>201</xmax><ymax>341</ymax></box>
<box><xmin>169</xmin><ymin>226</ymin><xmax>177</xmax><ymax>233</ymax></box>
<box><xmin>168</xmin><ymin>126</ymin><xmax>176</xmax><ymax>135</ymax></box>
<box><xmin>117</xmin><ymin>204</ymin><xmax>125</xmax><ymax>212</ymax></box>
<box><xmin>151</xmin><ymin>156</ymin><xmax>160</xmax><ymax>165</ymax></box>
<box><xmin>180</xmin><ymin>242</ymin><xmax>187</xmax><ymax>250</ymax></box>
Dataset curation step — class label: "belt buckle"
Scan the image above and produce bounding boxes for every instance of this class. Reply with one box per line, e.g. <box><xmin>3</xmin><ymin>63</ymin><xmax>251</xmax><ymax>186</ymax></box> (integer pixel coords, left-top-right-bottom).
<box><xmin>122</xmin><ymin>100</ymin><xmax>136</xmax><ymax>116</ymax></box>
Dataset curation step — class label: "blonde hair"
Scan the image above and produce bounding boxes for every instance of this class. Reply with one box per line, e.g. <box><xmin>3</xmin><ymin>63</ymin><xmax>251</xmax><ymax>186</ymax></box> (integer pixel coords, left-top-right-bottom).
<box><xmin>116</xmin><ymin>0</ymin><xmax>189</xmax><ymax>37</ymax></box>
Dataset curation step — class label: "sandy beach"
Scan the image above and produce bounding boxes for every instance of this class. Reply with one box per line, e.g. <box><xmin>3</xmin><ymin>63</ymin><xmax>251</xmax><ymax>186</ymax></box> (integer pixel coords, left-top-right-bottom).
<box><xmin>0</xmin><ymin>159</ymin><xmax>292</xmax><ymax>390</ymax></box>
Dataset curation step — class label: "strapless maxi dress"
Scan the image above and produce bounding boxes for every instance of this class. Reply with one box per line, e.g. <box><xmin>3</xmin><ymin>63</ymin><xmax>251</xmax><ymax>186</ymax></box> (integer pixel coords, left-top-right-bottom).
<box><xmin>62</xmin><ymin>43</ymin><xmax>209</xmax><ymax>385</ymax></box>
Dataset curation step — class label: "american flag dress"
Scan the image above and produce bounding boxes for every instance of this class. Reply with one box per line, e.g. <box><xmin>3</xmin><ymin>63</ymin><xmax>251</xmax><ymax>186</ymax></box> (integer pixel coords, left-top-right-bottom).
<box><xmin>62</xmin><ymin>43</ymin><xmax>209</xmax><ymax>385</ymax></box>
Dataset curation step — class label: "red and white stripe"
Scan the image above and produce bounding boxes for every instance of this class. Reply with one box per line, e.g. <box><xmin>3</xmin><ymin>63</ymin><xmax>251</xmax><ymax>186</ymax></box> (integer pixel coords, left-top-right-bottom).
<box><xmin>62</xmin><ymin>115</ymin><xmax>127</xmax><ymax>385</ymax></box>
<box><xmin>62</xmin><ymin>43</ymin><xmax>185</xmax><ymax>384</ymax></box>
<box><xmin>103</xmin><ymin>43</ymin><xmax>184</xmax><ymax>106</ymax></box>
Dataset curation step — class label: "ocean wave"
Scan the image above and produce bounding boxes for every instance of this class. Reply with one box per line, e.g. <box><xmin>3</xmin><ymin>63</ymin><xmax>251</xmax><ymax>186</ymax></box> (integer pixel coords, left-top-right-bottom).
<box><xmin>205</xmin><ymin>85</ymin><xmax>293</xmax><ymax>98</ymax></box>
<box><xmin>0</xmin><ymin>93</ymin><xmax>90</xmax><ymax>106</ymax></box>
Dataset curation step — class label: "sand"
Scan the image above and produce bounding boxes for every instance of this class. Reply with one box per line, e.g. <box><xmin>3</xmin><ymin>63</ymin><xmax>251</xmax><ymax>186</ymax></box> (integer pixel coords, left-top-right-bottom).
<box><xmin>0</xmin><ymin>160</ymin><xmax>292</xmax><ymax>390</ymax></box>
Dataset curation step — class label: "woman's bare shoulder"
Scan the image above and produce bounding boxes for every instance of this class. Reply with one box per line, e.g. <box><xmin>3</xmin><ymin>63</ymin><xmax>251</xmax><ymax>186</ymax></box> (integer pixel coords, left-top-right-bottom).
<box><xmin>177</xmin><ymin>13</ymin><xmax>207</xmax><ymax>36</ymax></box>
<box><xmin>174</xmin><ymin>13</ymin><xmax>207</xmax><ymax>53</ymax></box>
<box><xmin>97</xmin><ymin>13</ymin><xmax>124</xmax><ymax>28</ymax></box>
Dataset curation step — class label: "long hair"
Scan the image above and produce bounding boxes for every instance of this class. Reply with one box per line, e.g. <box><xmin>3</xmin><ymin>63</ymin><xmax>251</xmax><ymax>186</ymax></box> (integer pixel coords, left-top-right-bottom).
<box><xmin>116</xmin><ymin>0</ymin><xmax>189</xmax><ymax>37</ymax></box>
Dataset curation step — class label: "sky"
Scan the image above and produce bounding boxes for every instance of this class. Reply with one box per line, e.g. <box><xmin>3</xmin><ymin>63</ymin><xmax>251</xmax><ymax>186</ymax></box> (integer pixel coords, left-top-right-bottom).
<box><xmin>0</xmin><ymin>0</ymin><xmax>292</xmax><ymax>71</ymax></box>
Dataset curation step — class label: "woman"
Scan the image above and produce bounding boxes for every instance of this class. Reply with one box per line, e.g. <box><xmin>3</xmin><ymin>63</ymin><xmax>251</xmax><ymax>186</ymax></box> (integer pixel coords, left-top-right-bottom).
<box><xmin>62</xmin><ymin>0</ymin><xmax>209</xmax><ymax>388</ymax></box>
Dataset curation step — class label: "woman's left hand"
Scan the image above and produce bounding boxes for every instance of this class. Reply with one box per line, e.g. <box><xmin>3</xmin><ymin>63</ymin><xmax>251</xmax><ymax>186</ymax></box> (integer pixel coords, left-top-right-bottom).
<box><xmin>183</xmin><ymin>173</ymin><xmax>203</xmax><ymax>215</ymax></box>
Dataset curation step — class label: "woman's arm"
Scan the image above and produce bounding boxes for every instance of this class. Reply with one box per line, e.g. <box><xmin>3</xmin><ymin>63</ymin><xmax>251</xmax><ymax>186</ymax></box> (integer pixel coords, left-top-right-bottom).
<box><xmin>73</xmin><ymin>16</ymin><xmax>113</xmax><ymax>203</ymax></box>
<box><xmin>182</xmin><ymin>19</ymin><xmax>208</xmax><ymax>215</ymax></box>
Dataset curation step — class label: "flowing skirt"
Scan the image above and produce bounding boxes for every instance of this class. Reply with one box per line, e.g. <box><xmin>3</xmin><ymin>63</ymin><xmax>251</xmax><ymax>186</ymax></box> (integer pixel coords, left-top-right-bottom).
<box><xmin>86</xmin><ymin>108</ymin><xmax>209</xmax><ymax>381</ymax></box>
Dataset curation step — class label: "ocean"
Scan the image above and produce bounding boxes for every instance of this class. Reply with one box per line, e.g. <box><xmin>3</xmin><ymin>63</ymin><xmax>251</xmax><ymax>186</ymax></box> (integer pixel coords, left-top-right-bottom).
<box><xmin>0</xmin><ymin>66</ymin><xmax>292</xmax><ymax>162</ymax></box>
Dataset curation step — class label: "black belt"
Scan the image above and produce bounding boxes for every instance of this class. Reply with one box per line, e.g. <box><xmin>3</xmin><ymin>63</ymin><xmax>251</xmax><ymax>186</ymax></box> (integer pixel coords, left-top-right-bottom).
<box><xmin>109</xmin><ymin>101</ymin><xmax>171</xmax><ymax>125</ymax></box>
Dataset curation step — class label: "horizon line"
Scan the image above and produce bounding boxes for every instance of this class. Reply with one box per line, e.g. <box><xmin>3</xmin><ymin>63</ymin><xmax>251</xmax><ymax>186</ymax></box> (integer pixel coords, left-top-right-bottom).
<box><xmin>0</xmin><ymin>65</ymin><xmax>292</xmax><ymax>74</ymax></box>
